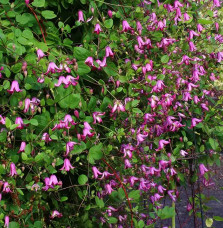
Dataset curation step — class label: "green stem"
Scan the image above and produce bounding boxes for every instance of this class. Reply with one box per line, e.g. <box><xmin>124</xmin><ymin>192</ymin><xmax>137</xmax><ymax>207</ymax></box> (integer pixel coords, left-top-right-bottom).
<box><xmin>172</xmin><ymin>201</ymin><xmax>176</xmax><ymax>228</ymax></box>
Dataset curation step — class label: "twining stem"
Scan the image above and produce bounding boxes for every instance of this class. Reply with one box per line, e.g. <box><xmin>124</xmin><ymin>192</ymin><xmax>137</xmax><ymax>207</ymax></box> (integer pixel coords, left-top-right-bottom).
<box><xmin>101</xmin><ymin>158</ymin><xmax>134</xmax><ymax>228</ymax></box>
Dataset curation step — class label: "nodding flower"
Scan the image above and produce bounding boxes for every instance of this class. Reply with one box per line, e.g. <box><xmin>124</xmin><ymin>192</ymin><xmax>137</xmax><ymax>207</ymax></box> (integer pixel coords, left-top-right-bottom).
<box><xmin>189</xmin><ymin>41</ymin><xmax>197</xmax><ymax>52</ymax></box>
<box><xmin>122</xmin><ymin>20</ymin><xmax>132</xmax><ymax>32</ymax></box>
<box><xmin>78</xmin><ymin>10</ymin><xmax>84</xmax><ymax>22</ymax></box>
<box><xmin>156</xmin><ymin>139</ymin><xmax>170</xmax><ymax>151</ymax></box>
<box><xmin>82</xmin><ymin>122</ymin><xmax>94</xmax><ymax>139</ymax></box>
<box><xmin>65</xmin><ymin>141</ymin><xmax>78</xmax><ymax>156</ymax></box>
<box><xmin>45</xmin><ymin>62</ymin><xmax>62</xmax><ymax>75</ymax></box>
<box><xmin>7</xmin><ymin>81</ymin><xmax>22</xmax><ymax>94</ymax></box>
<box><xmin>2</xmin><ymin>182</ymin><xmax>12</xmax><ymax>193</ymax></box>
<box><xmin>85</xmin><ymin>57</ymin><xmax>94</xmax><ymax>67</ymax></box>
<box><xmin>168</xmin><ymin>190</ymin><xmax>176</xmax><ymax>201</ymax></box>
<box><xmin>50</xmin><ymin>210</ymin><xmax>63</xmax><ymax>219</ymax></box>
<box><xmin>18</xmin><ymin>141</ymin><xmax>26</xmax><ymax>153</ymax></box>
<box><xmin>197</xmin><ymin>24</ymin><xmax>204</xmax><ymax>32</ymax></box>
<box><xmin>94</xmin><ymin>24</ymin><xmax>102</xmax><ymax>34</ymax></box>
<box><xmin>92</xmin><ymin>112</ymin><xmax>105</xmax><ymax>124</ymax></box>
<box><xmin>25</xmin><ymin>0</ymin><xmax>29</xmax><ymax>5</ymax></box>
<box><xmin>108</xmin><ymin>10</ymin><xmax>113</xmax><ymax>18</ymax></box>
<box><xmin>105</xmin><ymin>46</ymin><xmax>114</xmax><ymax>58</ymax></box>
<box><xmin>105</xmin><ymin>183</ymin><xmax>114</xmax><ymax>195</ymax></box>
<box><xmin>60</xmin><ymin>158</ymin><xmax>74</xmax><ymax>172</ymax></box>
<box><xmin>9</xmin><ymin>163</ymin><xmax>17</xmax><ymax>177</ymax></box>
<box><xmin>189</xmin><ymin>118</ymin><xmax>202</xmax><ymax>129</ymax></box>
<box><xmin>92</xmin><ymin>166</ymin><xmax>102</xmax><ymax>179</ymax></box>
<box><xmin>124</xmin><ymin>159</ymin><xmax>132</xmax><ymax>169</ymax></box>
<box><xmin>0</xmin><ymin>115</ymin><xmax>6</xmax><ymax>125</ymax></box>
<box><xmin>15</xmin><ymin>117</ymin><xmax>26</xmax><ymax>129</ymax></box>
<box><xmin>180</xmin><ymin>150</ymin><xmax>188</xmax><ymax>157</ymax></box>
<box><xmin>184</xmin><ymin>13</ymin><xmax>191</xmax><ymax>21</ymax></box>
<box><xmin>111</xmin><ymin>100</ymin><xmax>125</xmax><ymax>113</ymax></box>
<box><xmin>42</xmin><ymin>133</ymin><xmax>52</xmax><ymax>143</ymax></box>
<box><xmin>199</xmin><ymin>163</ymin><xmax>208</xmax><ymax>176</ymax></box>
<box><xmin>136</xmin><ymin>21</ymin><xmax>142</xmax><ymax>34</ymax></box>
<box><xmin>4</xmin><ymin>216</ymin><xmax>9</xmax><ymax>228</ymax></box>
<box><xmin>37</xmin><ymin>49</ymin><xmax>46</xmax><ymax>61</ymax></box>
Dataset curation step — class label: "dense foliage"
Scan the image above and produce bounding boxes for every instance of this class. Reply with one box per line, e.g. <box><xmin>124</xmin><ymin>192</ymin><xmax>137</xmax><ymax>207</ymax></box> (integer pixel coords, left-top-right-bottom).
<box><xmin>0</xmin><ymin>0</ymin><xmax>223</xmax><ymax>227</ymax></box>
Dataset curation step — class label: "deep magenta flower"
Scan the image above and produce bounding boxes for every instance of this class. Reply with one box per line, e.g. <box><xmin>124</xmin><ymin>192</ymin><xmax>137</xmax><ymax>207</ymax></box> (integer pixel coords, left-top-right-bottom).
<box><xmin>0</xmin><ymin>115</ymin><xmax>6</xmax><ymax>125</ymax></box>
<box><xmin>60</xmin><ymin>158</ymin><xmax>74</xmax><ymax>172</ymax></box>
<box><xmin>82</xmin><ymin>122</ymin><xmax>94</xmax><ymax>139</ymax></box>
<box><xmin>2</xmin><ymin>182</ymin><xmax>12</xmax><ymax>193</ymax></box>
<box><xmin>45</xmin><ymin>62</ymin><xmax>62</xmax><ymax>74</ymax></box>
<box><xmin>105</xmin><ymin>183</ymin><xmax>114</xmax><ymax>194</ymax></box>
<box><xmin>189</xmin><ymin>118</ymin><xmax>202</xmax><ymax>128</ymax></box>
<box><xmin>4</xmin><ymin>216</ymin><xmax>9</xmax><ymax>228</ymax></box>
<box><xmin>199</xmin><ymin>163</ymin><xmax>208</xmax><ymax>176</ymax></box>
<box><xmin>78</xmin><ymin>10</ymin><xmax>84</xmax><ymax>22</ymax></box>
<box><xmin>168</xmin><ymin>190</ymin><xmax>176</xmax><ymax>201</ymax></box>
<box><xmin>184</xmin><ymin>13</ymin><xmax>191</xmax><ymax>21</ymax></box>
<box><xmin>85</xmin><ymin>57</ymin><xmax>94</xmax><ymax>67</ymax></box>
<box><xmin>50</xmin><ymin>210</ymin><xmax>63</xmax><ymax>219</ymax></box>
<box><xmin>9</xmin><ymin>163</ymin><xmax>17</xmax><ymax>177</ymax></box>
<box><xmin>122</xmin><ymin>20</ymin><xmax>132</xmax><ymax>32</ymax></box>
<box><xmin>92</xmin><ymin>112</ymin><xmax>105</xmax><ymax>124</ymax></box>
<box><xmin>15</xmin><ymin>117</ymin><xmax>26</xmax><ymax>129</ymax></box>
<box><xmin>18</xmin><ymin>142</ymin><xmax>26</xmax><ymax>153</ymax></box>
<box><xmin>24</xmin><ymin>98</ymin><xmax>30</xmax><ymax>113</ymax></box>
<box><xmin>108</xmin><ymin>10</ymin><xmax>113</xmax><ymax>18</ymax></box>
<box><xmin>94</xmin><ymin>24</ymin><xmax>102</xmax><ymax>34</ymax></box>
<box><xmin>111</xmin><ymin>100</ymin><xmax>125</xmax><ymax>113</ymax></box>
<box><xmin>65</xmin><ymin>141</ymin><xmax>77</xmax><ymax>156</ymax></box>
<box><xmin>7</xmin><ymin>80</ymin><xmax>22</xmax><ymax>94</ymax></box>
<box><xmin>92</xmin><ymin>166</ymin><xmax>102</xmax><ymax>179</ymax></box>
<box><xmin>42</xmin><ymin>133</ymin><xmax>52</xmax><ymax>143</ymax></box>
<box><xmin>105</xmin><ymin>46</ymin><xmax>114</xmax><ymax>57</ymax></box>
<box><xmin>37</xmin><ymin>49</ymin><xmax>46</xmax><ymax>61</ymax></box>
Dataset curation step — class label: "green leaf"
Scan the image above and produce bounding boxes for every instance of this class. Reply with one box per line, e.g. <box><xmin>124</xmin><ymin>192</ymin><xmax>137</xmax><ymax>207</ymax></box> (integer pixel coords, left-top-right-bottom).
<box><xmin>5</xmin><ymin>117</ymin><xmax>11</xmax><ymax>128</ymax></box>
<box><xmin>213</xmin><ymin>216</ymin><xmax>223</xmax><ymax>221</ymax></box>
<box><xmin>209</xmin><ymin>138</ymin><xmax>219</xmax><ymax>150</ymax></box>
<box><xmin>41</xmin><ymin>10</ymin><xmax>56</xmax><ymax>19</ymax></box>
<box><xmin>129</xmin><ymin>190</ymin><xmax>140</xmax><ymax>200</ymax></box>
<box><xmin>104</xmin><ymin>61</ymin><xmax>118</xmax><ymax>76</ymax></box>
<box><xmin>95</xmin><ymin>196</ymin><xmax>104</xmax><ymax>208</ymax></box>
<box><xmin>161</xmin><ymin>55</ymin><xmax>169</xmax><ymax>63</ymax></box>
<box><xmin>198</xmin><ymin>19</ymin><xmax>213</xmax><ymax>25</ymax></box>
<box><xmin>157</xmin><ymin>206</ymin><xmax>175</xmax><ymax>220</ymax></box>
<box><xmin>108</xmin><ymin>217</ymin><xmax>118</xmax><ymax>224</ymax></box>
<box><xmin>21</xmin><ymin>153</ymin><xmax>28</xmax><ymax>161</ymax></box>
<box><xmin>22</xmin><ymin>29</ymin><xmax>33</xmax><ymax>39</ymax></box>
<box><xmin>104</xmin><ymin>19</ymin><xmax>113</xmax><ymax>28</ymax></box>
<box><xmin>60</xmin><ymin>196</ymin><xmax>68</xmax><ymax>202</ymax></box>
<box><xmin>0</xmin><ymin>0</ymin><xmax>9</xmax><ymax>4</ymax></box>
<box><xmin>9</xmin><ymin>222</ymin><xmax>20</xmax><ymax>228</ymax></box>
<box><xmin>78</xmin><ymin>174</ymin><xmax>88</xmax><ymax>185</ymax></box>
<box><xmin>0</xmin><ymin>131</ymin><xmax>7</xmax><ymax>142</ymax></box>
<box><xmin>74</xmin><ymin>47</ymin><xmax>91</xmax><ymax>61</ymax></box>
<box><xmin>25</xmin><ymin>144</ymin><xmax>32</xmax><ymax>155</ymax></box>
<box><xmin>89</xmin><ymin>143</ymin><xmax>103</xmax><ymax>160</ymax></box>
<box><xmin>32</xmin><ymin>0</ymin><xmax>45</xmax><ymax>7</ymax></box>
<box><xmin>138</xmin><ymin>220</ymin><xmax>145</xmax><ymax>228</ymax></box>
<box><xmin>77</xmin><ymin>61</ymin><xmax>91</xmax><ymax>75</ymax></box>
<box><xmin>30</xmin><ymin>119</ymin><xmax>39</xmax><ymax>126</ymax></box>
